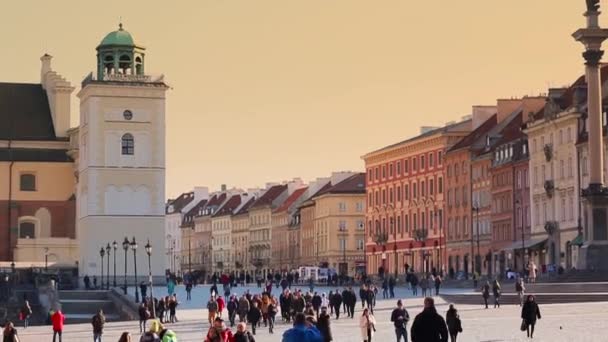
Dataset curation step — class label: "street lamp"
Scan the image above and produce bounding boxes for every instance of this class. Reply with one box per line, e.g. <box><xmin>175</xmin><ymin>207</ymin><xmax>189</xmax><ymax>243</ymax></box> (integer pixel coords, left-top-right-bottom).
<box><xmin>413</xmin><ymin>228</ymin><xmax>428</xmax><ymax>274</ymax></box>
<box><xmin>374</xmin><ymin>230</ymin><xmax>388</xmax><ymax>276</ymax></box>
<box><xmin>105</xmin><ymin>243</ymin><xmax>111</xmax><ymax>290</ymax></box>
<box><xmin>122</xmin><ymin>237</ymin><xmax>129</xmax><ymax>295</ymax></box>
<box><xmin>112</xmin><ymin>240</ymin><xmax>118</xmax><ymax>288</ymax></box>
<box><xmin>99</xmin><ymin>247</ymin><xmax>105</xmax><ymax>290</ymax></box>
<box><xmin>44</xmin><ymin>247</ymin><xmax>49</xmax><ymax>271</ymax></box>
<box><xmin>516</xmin><ymin>199</ymin><xmax>526</xmax><ymax>273</ymax></box>
<box><xmin>472</xmin><ymin>206</ymin><xmax>481</xmax><ymax>275</ymax></box>
<box><xmin>131</xmin><ymin>237</ymin><xmax>139</xmax><ymax>303</ymax></box>
<box><xmin>145</xmin><ymin>239</ymin><xmax>156</xmax><ymax>318</ymax></box>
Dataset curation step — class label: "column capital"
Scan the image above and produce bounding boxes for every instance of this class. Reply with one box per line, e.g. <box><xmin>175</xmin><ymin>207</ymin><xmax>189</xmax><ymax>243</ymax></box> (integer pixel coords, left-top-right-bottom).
<box><xmin>584</xmin><ymin>49</ymin><xmax>605</xmax><ymax>66</ymax></box>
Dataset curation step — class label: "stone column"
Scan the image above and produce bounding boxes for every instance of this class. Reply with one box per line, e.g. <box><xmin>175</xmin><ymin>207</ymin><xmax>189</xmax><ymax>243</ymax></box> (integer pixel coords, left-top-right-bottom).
<box><xmin>573</xmin><ymin>6</ymin><xmax>608</xmax><ymax>270</ymax></box>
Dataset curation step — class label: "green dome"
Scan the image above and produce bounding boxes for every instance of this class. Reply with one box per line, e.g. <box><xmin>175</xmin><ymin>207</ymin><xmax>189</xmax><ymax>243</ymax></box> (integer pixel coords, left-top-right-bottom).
<box><xmin>99</xmin><ymin>24</ymin><xmax>135</xmax><ymax>47</ymax></box>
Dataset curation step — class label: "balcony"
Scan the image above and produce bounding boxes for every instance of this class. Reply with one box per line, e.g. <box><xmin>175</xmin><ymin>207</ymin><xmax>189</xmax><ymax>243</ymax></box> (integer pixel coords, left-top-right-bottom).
<box><xmin>544</xmin><ymin>221</ymin><xmax>559</xmax><ymax>235</ymax></box>
<box><xmin>544</xmin><ymin>144</ymin><xmax>553</xmax><ymax>162</ymax></box>
<box><xmin>544</xmin><ymin>180</ymin><xmax>555</xmax><ymax>198</ymax></box>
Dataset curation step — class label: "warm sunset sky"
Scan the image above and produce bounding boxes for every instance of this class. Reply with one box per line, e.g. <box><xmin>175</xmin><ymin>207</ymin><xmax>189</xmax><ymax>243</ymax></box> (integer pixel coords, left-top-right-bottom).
<box><xmin>1</xmin><ymin>0</ymin><xmax>593</xmax><ymax>197</ymax></box>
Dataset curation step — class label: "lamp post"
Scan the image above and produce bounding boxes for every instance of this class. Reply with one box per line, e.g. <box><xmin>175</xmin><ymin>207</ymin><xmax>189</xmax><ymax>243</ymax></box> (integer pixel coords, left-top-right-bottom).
<box><xmin>131</xmin><ymin>237</ymin><xmax>139</xmax><ymax>303</ymax></box>
<box><xmin>122</xmin><ymin>237</ymin><xmax>129</xmax><ymax>295</ymax></box>
<box><xmin>105</xmin><ymin>243</ymin><xmax>111</xmax><ymax>290</ymax></box>
<box><xmin>472</xmin><ymin>206</ymin><xmax>481</xmax><ymax>274</ymax></box>
<box><xmin>374</xmin><ymin>230</ymin><xmax>388</xmax><ymax>276</ymax></box>
<box><xmin>391</xmin><ymin>216</ymin><xmax>398</xmax><ymax>278</ymax></box>
<box><xmin>413</xmin><ymin>228</ymin><xmax>428</xmax><ymax>274</ymax></box>
<box><xmin>44</xmin><ymin>247</ymin><xmax>49</xmax><ymax>271</ymax></box>
<box><xmin>145</xmin><ymin>239</ymin><xmax>156</xmax><ymax>318</ymax></box>
<box><xmin>188</xmin><ymin>228</ymin><xmax>192</xmax><ymax>275</ymax></box>
<box><xmin>112</xmin><ymin>240</ymin><xmax>118</xmax><ymax>288</ymax></box>
<box><xmin>516</xmin><ymin>199</ymin><xmax>526</xmax><ymax>273</ymax></box>
<box><xmin>99</xmin><ymin>247</ymin><xmax>105</xmax><ymax>290</ymax></box>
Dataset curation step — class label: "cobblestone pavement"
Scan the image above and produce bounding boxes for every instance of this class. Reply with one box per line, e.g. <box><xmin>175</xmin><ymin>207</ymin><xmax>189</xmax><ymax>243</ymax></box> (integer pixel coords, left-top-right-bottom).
<box><xmin>16</xmin><ymin>286</ymin><xmax>608</xmax><ymax>342</ymax></box>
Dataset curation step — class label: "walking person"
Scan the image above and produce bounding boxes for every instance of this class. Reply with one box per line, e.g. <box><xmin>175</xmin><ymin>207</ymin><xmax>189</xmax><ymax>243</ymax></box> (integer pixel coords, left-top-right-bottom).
<box><xmin>185</xmin><ymin>282</ymin><xmax>192</xmax><ymax>301</ymax></box>
<box><xmin>2</xmin><ymin>321</ymin><xmax>19</xmax><ymax>342</ymax></box>
<box><xmin>521</xmin><ymin>295</ymin><xmax>541</xmax><ymax>339</ymax></box>
<box><xmin>347</xmin><ymin>287</ymin><xmax>357</xmax><ymax>318</ymax></box>
<box><xmin>410</xmin><ymin>297</ymin><xmax>448</xmax><ymax>342</ymax></box>
<box><xmin>168</xmin><ymin>295</ymin><xmax>178</xmax><ymax>323</ymax></box>
<box><xmin>234</xmin><ymin>323</ymin><xmax>255</xmax><ymax>342</ymax></box>
<box><xmin>434</xmin><ymin>275</ymin><xmax>442</xmax><ymax>296</ymax></box>
<box><xmin>515</xmin><ymin>278</ymin><xmax>526</xmax><ymax>307</ymax></box>
<box><xmin>331</xmin><ymin>290</ymin><xmax>342</xmax><ymax>320</ymax></box>
<box><xmin>138</xmin><ymin>302</ymin><xmax>150</xmax><ymax>334</ymax></box>
<box><xmin>117</xmin><ymin>332</ymin><xmax>131</xmax><ymax>342</ymax></box>
<box><xmin>411</xmin><ymin>275</ymin><xmax>419</xmax><ymax>297</ymax></box>
<box><xmin>481</xmin><ymin>281</ymin><xmax>490</xmax><ymax>309</ymax></box>
<box><xmin>51</xmin><ymin>309</ymin><xmax>65</xmax><ymax>342</ymax></box>
<box><xmin>365</xmin><ymin>287</ymin><xmax>375</xmax><ymax>314</ymax></box>
<box><xmin>227</xmin><ymin>295</ymin><xmax>238</xmax><ymax>327</ymax></box>
<box><xmin>207</xmin><ymin>296</ymin><xmax>219</xmax><ymax>325</ymax></box>
<box><xmin>267</xmin><ymin>299</ymin><xmax>277</xmax><ymax>334</ymax></box>
<box><xmin>492</xmin><ymin>279</ymin><xmax>501</xmax><ymax>308</ymax></box>
<box><xmin>238</xmin><ymin>294</ymin><xmax>250</xmax><ymax>323</ymax></box>
<box><xmin>359</xmin><ymin>286</ymin><xmax>367</xmax><ymax>309</ymax></box>
<box><xmin>247</xmin><ymin>301</ymin><xmax>262</xmax><ymax>335</ymax></box>
<box><xmin>91</xmin><ymin>309</ymin><xmax>105</xmax><ymax>342</ymax></box>
<box><xmin>282</xmin><ymin>312</ymin><xmax>323</xmax><ymax>342</ymax></box>
<box><xmin>317</xmin><ymin>307</ymin><xmax>333</xmax><ymax>342</ymax></box>
<box><xmin>390</xmin><ymin>299</ymin><xmax>409</xmax><ymax>342</ymax></box>
<box><xmin>420</xmin><ymin>276</ymin><xmax>429</xmax><ymax>297</ymax></box>
<box><xmin>382</xmin><ymin>278</ymin><xmax>389</xmax><ymax>299</ymax></box>
<box><xmin>359</xmin><ymin>308</ymin><xmax>376</xmax><ymax>342</ymax></box>
<box><xmin>19</xmin><ymin>301</ymin><xmax>32</xmax><ymax>329</ymax></box>
<box><xmin>445</xmin><ymin>304</ymin><xmax>462</xmax><ymax>342</ymax></box>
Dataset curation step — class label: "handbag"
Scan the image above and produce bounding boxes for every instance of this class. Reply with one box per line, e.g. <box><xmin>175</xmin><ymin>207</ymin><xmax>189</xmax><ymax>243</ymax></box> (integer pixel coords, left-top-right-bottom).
<box><xmin>520</xmin><ymin>319</ymin><xmax>527</xmax><ymax>331</ymax></box>
<box><xmin>457</xmin><ymin>318</ymin><xmax>463</xmax><ymax>333</ymax></box>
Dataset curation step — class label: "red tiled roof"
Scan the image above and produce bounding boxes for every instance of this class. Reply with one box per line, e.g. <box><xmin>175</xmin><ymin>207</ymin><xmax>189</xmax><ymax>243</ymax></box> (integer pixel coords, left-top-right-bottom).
<box><xmin>250</xmin><ymin>184</ymin><xmax>287</xmax><ymax>209</ymax></box>
<box><xmin>181</xmin><ymin>199</ymin><xmax>208</xmax><ymax>227</ymax></box>
<box><xmin>166</xmin><ymin>191</ymin><xmax>195</xmax><ymax>214</ymax></box>
<box><xmin>494</xmin><ymin>110</ymin><xmax>524</xmax><ymax>147</ymax></box>
<box><xmin>315</xmin><ymin>173</ymin><xmax>366</xmax><ymax>197</ymax></box>
<box><xmin>234</xmin><ymin>197</ymin><xmax>256</xmax><ymax>215</ymax></box>
<box><xmin>213</xmin><ymin>194</ymin><xmax>242</xmax><ymax>217</ymax></box>
<box><xmin>274</xmin><ymin>187</ymin><xmax>308</xmax><ymax>213</ymax></box>
<box><xmin>207</xmin><ymin>193</ymin><xmax>227</xmax><ymax>207</ymax></box>
<box><xmin>448</xmin><ymin>115</ymin><xmax>498</xmax><ymax>153</ymax></box>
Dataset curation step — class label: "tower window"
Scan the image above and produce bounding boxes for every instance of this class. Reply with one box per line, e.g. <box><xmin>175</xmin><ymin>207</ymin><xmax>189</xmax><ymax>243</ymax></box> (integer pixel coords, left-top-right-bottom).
<box><xmin>121</xmin><ymin>133</ymin><xmax>135</xmax><ymax>155</ymax></box>
<box><xmin>20</xmin><ymin>173</ymin><xmax>36</xmax><ymax>191</ymax></box>
<box><xmin>123</xmin><ymin>110</ymin><xmax>133</xmax><ymax>120</ymax></box>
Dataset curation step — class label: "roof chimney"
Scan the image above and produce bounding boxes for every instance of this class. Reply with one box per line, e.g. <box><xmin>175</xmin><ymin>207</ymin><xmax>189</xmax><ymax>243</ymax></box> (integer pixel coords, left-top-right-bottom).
<box><xmin>40</xmin><ymin>54</ymin><xmax>52</xmax><ymax>88</ymax></box>
<box><xmin>221</xmin><ymin>184</ymin><xmax>227</xmax><ymax>192</ymax></box>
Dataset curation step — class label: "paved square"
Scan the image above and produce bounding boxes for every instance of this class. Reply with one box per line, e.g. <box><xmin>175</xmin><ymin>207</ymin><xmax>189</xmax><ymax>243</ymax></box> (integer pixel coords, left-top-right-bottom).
<box><xmin>16</xmin><ymin>285</ymin><xmax>608</xmax><ymax>341</ymax></box>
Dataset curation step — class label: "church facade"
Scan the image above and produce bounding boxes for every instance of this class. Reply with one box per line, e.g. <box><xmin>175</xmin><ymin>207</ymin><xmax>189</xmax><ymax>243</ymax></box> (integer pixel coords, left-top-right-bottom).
<box><xmin>0</xmin><ymin>24</ymin><xmax>168</xmax><ymax>278</ymax></box>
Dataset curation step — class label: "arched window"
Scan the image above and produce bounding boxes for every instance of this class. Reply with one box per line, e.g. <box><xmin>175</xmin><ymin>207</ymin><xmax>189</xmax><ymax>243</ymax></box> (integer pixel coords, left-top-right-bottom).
<box><xmin>104</xmin><ymin>55</ymin><xmax>114</xmax><ymax>75</ymax></box>
<box><xmin>19</xmin><ymin>221</ymin><xmax>36</xmax><ymax>239</ymax></box>
<box><xmin>119</xmin><ymin>54</ymin><xmax>131</xmax><ymax>74</ymax></box>
<box><xmin>135</xmin><ymin>56</ymin><xmax>143</xmax><ymax>75</ymax></box>
<box><xmin>20</xmin><ymin>173</ymin><xmax>36</xmax><ymax>191</ymax></box>
<box><xmin>121</xmin><ymin>133</ymin><xmax>134</xmax><ymax>155</ymax></box>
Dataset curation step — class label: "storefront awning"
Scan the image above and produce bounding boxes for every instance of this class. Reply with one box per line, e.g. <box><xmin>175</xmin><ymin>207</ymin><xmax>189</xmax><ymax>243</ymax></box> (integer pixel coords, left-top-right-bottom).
<box><xmin>504</xmin><ymin>237</ymin><xmax>547</xmax><ymax>251</ymax></box>
<box><xmin>571</xmin><ymin>233</ymin><xmax>584</xmax><ymax>246</ymax></box>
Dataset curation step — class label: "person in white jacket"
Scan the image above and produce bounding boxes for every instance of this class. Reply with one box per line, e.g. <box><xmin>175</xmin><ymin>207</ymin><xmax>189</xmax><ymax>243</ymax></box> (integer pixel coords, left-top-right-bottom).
<box><xmin>359</xmin><ymin>308</ymin><xmax>376</xmax><ymax>342</ymax></box>
<box><xmin>321</xmin><ymin>293</ymin><xmax>329</xmax><ymax>308</ymax></box>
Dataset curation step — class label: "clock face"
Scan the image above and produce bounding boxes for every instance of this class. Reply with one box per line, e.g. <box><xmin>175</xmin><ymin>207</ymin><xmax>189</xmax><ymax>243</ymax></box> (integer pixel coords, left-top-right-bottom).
<box><xmin>123</xmin><ymin>110</ymin><xmax>133</xmax><ymax>120</ymax></box>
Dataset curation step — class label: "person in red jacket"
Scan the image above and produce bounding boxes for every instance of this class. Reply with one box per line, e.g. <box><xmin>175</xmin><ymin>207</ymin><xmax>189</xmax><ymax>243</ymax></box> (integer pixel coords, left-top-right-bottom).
<box><xmin>217</xmin><ymin>296</ymin><xmax>226</xmax><ymax>318</ymax></box>
<box><xmin>51</xmin><ymin>309</ymin><xmax>65</xmax><ymax>342</ymax></box>
<box><xmin>205</xmin><ymin>317</ymin><xmax>235</xmax><ymax>342</ymax></box>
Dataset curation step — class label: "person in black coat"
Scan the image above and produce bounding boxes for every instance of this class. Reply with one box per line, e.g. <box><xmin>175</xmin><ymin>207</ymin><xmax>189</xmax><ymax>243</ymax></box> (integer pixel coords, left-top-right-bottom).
<box><xmin>312</xmin><ymin>292</ymin><xmax>322</xmax><ymax>318</ymax></box>
<box><xmin>481</xmin><ymin>281</ymin><xmax>490</xmax><ymax>309</ymax></box>
<box><xmin>359</xmin><ymin>286</ymin><xmax>368</xmax><ymax>309</ymax></box>
<box><xmin>331</xmin><ymin>291</ymin><xmax>343</xmax><ymax>319</ymax></box>
<box><xmin>341</xmin><ymin>289</ymin><xmax>351</xmax><ymax>317</ymax></box>
<box><xmin>247</xmin><ymin>302</ymin><xmax>262</xmax><ymax>335</ymax></box>
<box><xmin>317</xmin><ymin>307</ymin><xmax>333</xmax><ymax>342</ymax></box>
<box><xmin>521</xmin><ymin>295</ymin><xmax>541</xmax><ymax>339</ymax></box>
<box><xmin>346</xmin><ymin>287</ymin><xmax>357</xmax><ymax>318</ymax></box>
<box><xmin>445</xmin><ymin>304</ymin><xmax>462</xmax><ymax>342</ymax></box>
<box><xmin>410</xmin><ymin>297</ymin><xmax>448</xmax><ymax>342</ymax></box>
<box><xmin>227</xmin><ymin>296</ymin><xmax>238</xmax><ymax>327</ymax></box>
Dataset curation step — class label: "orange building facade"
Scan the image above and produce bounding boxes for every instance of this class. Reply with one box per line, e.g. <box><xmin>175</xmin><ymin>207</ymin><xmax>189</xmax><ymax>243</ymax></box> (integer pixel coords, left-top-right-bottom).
<box><xmin>363</xmin><ymin>121</ymin><xmax>472</xmax><ymax>276</ymax></box>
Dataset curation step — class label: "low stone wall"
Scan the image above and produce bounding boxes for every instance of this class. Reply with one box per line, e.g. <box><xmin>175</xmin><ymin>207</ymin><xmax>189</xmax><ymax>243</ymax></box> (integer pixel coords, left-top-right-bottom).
<box><xmin>107</xmin><ymin>289</ymin><xmax>139</xmax><ymax>321</ymax></box>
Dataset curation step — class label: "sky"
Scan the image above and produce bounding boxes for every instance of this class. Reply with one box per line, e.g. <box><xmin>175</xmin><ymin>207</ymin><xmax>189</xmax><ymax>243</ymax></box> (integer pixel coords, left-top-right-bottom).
<box><xmin>0</xmin><ymin>0</ymin><xmax>594</xmax><ymax>198</ymax></box>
